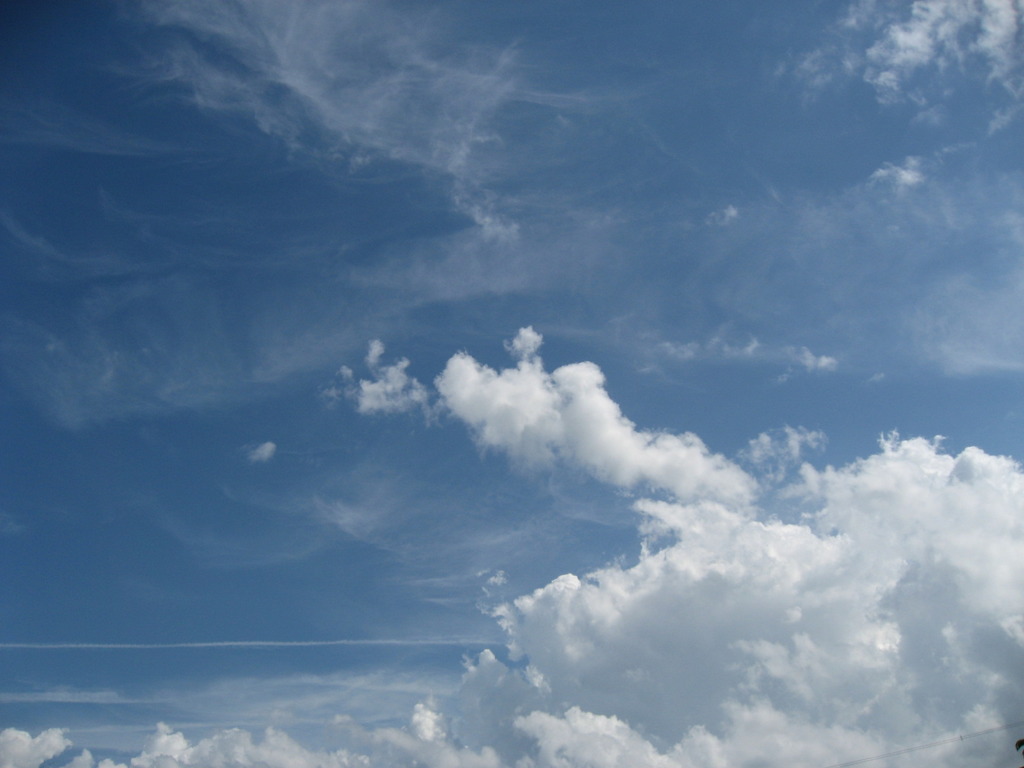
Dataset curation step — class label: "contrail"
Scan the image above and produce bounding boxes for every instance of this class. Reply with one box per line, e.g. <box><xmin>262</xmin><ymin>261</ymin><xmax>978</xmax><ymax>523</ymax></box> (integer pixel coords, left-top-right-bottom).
<box><xmin>0</xmin><ymin>638</ymin><xmax>497</xmax><ymax>650</ymax></box>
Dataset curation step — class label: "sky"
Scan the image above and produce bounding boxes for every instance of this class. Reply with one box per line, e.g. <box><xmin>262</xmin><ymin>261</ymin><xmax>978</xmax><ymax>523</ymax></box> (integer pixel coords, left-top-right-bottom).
<box><xmin>1</xmin><ymin>1</ymin><xmax>1024</xmax><ymax>767</ymax></box>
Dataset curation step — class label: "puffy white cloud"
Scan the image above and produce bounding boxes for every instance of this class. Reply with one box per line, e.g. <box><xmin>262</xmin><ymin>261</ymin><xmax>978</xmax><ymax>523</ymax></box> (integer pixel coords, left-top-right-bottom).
<box><xmin>6</xmin><ymin>717</ymin><xmax>500</xmax><ymax>768</ymax></box>
<box><xmin>800</xmin><ymin>434</ymin><xmax>1024</xmax><ymax>619</ymax></box>
<box><xmin>324</xmin><ymin>330</ymin><xmax>1023</xmax><ymax>764</ymax></box>
<box><xmin>434</xmin><ymin>334</ymin><xmax>1024</xmax><ymax>765</ymax></box>
<box><xmin>80</xmin><ymin>723</ymin><xmax>364</xmax><ymax>768</ymax></box>
<box><xmin>478</xmin><ymin>431</ymin><xmax>1024</xmax><ymax>766</ymax></box>
<box><xmin>436</xmin><ymin>328</ymin><xmax>756</xmax><ymax>506</ymax></box>
<box><xmin>516</xmin><ymin>707</ymin><xmax>682</xmax><ymax>768</ymax></box>
<box><xmin>19</xmin><ymin>334</ymin><xmax>1024</xmax><ymax>768</ymax></box>
<box><xmin>503</xmin><ymin>326</ymin><xmax>543</xmax><ymax>361</ymax></box>
<box><xmin>497</xmin><ymin>499</ymin><xmax>885</xmax><ymax>744</ymax></box>
<box><xmin>0</xmin><ymin>728</ymin><xmax>70</xmax><ymax>768</ymax></box>
<box><xmin>339</xmin><ymin>340</ymin><xmax>431</xmax><ymax>416</ymax></box>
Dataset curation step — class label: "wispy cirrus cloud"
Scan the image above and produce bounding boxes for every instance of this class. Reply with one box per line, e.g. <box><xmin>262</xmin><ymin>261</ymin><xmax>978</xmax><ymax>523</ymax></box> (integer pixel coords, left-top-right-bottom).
<box><xmin>138</xmin><ymin>0</ymin><xmax>526</xmax><ymax>216</ymax></box>
<box><xmin>0</xmin><ymin>100</ymin><xmax>175</xmax><ymax>156</ymax></box>
<box><xmin>245</xmin><ymin>441</ymin><xmax>277</xmax><ymax>463</ymax></box>
<box><xmin>871</xmin><ymin>155</ymin><xmax>927</xmax><ymax>190</ymax></box>
<box><xmin>652</xmin><ymin>153</ymin><xmax>1024</xmax><ymax>376</ymax></box>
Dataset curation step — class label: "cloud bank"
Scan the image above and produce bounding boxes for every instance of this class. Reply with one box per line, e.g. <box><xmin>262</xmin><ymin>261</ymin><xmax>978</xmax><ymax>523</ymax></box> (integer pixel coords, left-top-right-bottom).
<box><xmin>11</xmin><ymin>327</ymin><xmax>1019</xmax><ymax>767</ymax></box>
<box><xmin>338</xmin><ymin>330</ymin><xmax>1024</xmax><ymax>766</ymax></box>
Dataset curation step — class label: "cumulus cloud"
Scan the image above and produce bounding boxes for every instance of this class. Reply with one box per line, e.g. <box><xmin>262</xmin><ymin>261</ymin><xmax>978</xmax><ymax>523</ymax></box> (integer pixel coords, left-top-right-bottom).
<box><xmin>85</xmin><ymin>724</ymin><xmax>362</xmax><ymax>768</ymax></box>
<box><xmin>16</xmin><ymin>332</ymin><xmax>1024</xmax><ymax>767</ymax></box>
<box><xmin>436</xmin><ymin>328</ymin><xmax>757</xmax><ymax>506</ymax></box>
<box><xmin>476</xmin><ymin>433</ymin><xmax>1024</xmax><ymax>766</ymax></box>
<box><xmin>438</xmin><ymin>332</ymin><xmax>1023</xmax><ymax>765</ymax></box>
<box><xmin>334</xmin><ymin>340</ymin><xmax>431</xmax><ymax>416</ymax></box>
<box><xmin>0</xmin><ymin>728</ymin><xmax>70</xmax><ymax>768</ymax></box>
<box><xmin>2</xmin><ymin>717</ymin><xmax>504</xmax><ymax>768</ymax></box>
<box><xmin>16</xmin><ymin>427</ymin><xmax>1023</xmax><ymax>767</ymax></box>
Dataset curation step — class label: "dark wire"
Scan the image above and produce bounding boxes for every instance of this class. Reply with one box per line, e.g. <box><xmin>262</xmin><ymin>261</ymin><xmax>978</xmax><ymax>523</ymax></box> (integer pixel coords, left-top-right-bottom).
<box><xmin>821</xmin><ymin>719</ymin><xmax>1024</xmax><ymax>768</ymax></box>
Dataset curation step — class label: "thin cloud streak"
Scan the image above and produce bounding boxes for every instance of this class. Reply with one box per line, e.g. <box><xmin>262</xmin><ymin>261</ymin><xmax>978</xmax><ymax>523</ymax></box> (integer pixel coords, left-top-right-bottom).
<box><xmin>0</xmin><ymin>639</ymin><xmax>495</xmax><ymax>650</ymax></box>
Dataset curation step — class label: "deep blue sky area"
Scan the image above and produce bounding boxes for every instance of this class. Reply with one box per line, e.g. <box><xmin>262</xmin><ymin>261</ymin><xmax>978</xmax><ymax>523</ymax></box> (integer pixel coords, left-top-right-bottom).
<box><xmin>2</xmin><ymin>2</ymin><xmax>1024</xmax><ymax>767</ymax></box>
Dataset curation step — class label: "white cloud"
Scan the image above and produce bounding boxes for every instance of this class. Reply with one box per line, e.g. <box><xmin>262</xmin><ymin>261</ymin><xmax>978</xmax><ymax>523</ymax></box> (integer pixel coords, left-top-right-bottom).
<box><xmin>436</xmin><ymin>328</ymin><xmax>756</xmax><ymax>506</ymax></box>
<box><xmin>12</xmin><ymin>717</ymin><xmax>505</xmax><ymax>768</ymax></box>
<box><xmin>516</xmin><ymin>707</ymin><xmax>682</xmax><ymax>768</ymax></box>
<box><xmin>443</xmin><ymin>335</ymin><xmax>1023</xmax><ymax>765</ymax></box>
<box><xmin>871</xmin><ymin>156</ymin><xmax>926</xmax><ymax>189</ymax></box>
<box><xmin>478</xmin><ymin>434</ymin><xmax>1024</xmax><ymax>766</ymax></box>
<box><xmin>799</xmin><ymin>434</ymin><xmax>1024</xmax><ymax>618</ymax></box>
<box><xmin>672</xmin><ymin>160</ymin><xmax>1024</xmax><ymax>376</ymax></box>
<box><xmin>86</xmin><ymin>723</ymin><xmax>363</xmax><ymax>768</ymax></box>
<box><xmin>17</xmin><ymin>334</ymin><xmax>1024</xmax><ymax>767</ymax></box>
<box><xmin>989</xmin><ymin>102</ymin><xmax>1023</xmax><ymax>132</ymax></box>
<box><xmin>912</xmin><ymin>262</ymin><xmax>1024</xmax><ymax>374</ymax></box>
<box><xmin>0</xmin><ymin>728</ymin><xmax>71</xmax><ymax>768</ymax></box>
<box><xmin>138</xmin><ymin>0</ymin><xmax>525</xmax><ymax>229</ymax></box>
<box><xmin>656</xmin><ymin>340</ymin><xmax>701</xmax><ymax>361</ymax></box>
<box><xmin>247</xmin><ymin>441</ymin><xmax>277</xmax><ymax>463</ymax></box>
<box><xmin>0</xmin><ymin>275</ymin><xmax>262</xmax><ymax>428</ymax></box>
<box><xmin>743</xmin><ymin>426</ymin><xmax>827</xmax><ymax>484</ymax></box>
<box><xmin>705</xmin><ymin>205</ymin><xmax>739</xmax><ymax>227</ymax></box>
<box><xmin>340</xmin><ymin>340</ymin><xmax>431</xmax><ymax>416</ymax></box>
<box><xmin>787</xmin><ymin>345</ymin><xmax>839</xmax><ymax>372</ymax></box>
<box><xmin>862</xmin><ymin>0</ymin><xmax>1023</xmax><ymax>101</ymax></box>
<box><xmin>503</xmin><ymin>326</ymin><xmax>543</xmax><ymax>361</ymax></box>
<box><xmin>802</xmin><ymin>0</ymin><xmax>1023</xmax><ymax>107</ymax></box>
<box><xmin>655</xmin><ymin>336</ymin><xmax>837</xmax><ymax>376</ymax></box>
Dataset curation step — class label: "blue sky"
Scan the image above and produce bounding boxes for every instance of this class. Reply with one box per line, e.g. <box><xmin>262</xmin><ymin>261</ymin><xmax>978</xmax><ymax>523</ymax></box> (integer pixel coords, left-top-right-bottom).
<box><xmin>2</xmin><ymin>1</ymin><xmax>1024</xmax><ymax>767</ymax></box>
